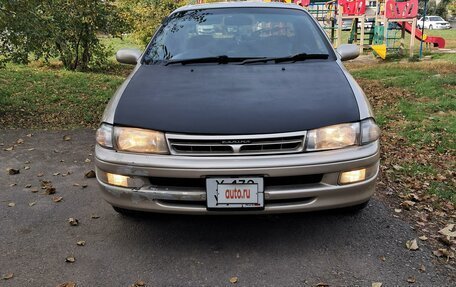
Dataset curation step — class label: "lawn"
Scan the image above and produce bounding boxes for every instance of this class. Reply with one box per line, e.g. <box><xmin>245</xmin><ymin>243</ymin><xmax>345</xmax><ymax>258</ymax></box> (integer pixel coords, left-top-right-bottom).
<box><xmin>0</xmin><ymin>64</ymin><xmax>124</xmax><ymax>129</ymax></box>
<box><xmin>348</xmin><ymin>60</ymin><xmax>456</xmax><ymax>204</ymax></box>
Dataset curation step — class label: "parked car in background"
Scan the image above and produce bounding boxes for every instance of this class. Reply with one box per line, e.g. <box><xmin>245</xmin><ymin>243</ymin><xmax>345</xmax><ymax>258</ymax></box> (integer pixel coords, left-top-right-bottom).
<box><xmin>417</xmin><ymin>16</ymin><xmax>451</xmax><ymax>30</ymax></box>
<box><xmin>95</xmin><ymin>2</ymin><xmax>380</xmax><ymax>215</ymax></box>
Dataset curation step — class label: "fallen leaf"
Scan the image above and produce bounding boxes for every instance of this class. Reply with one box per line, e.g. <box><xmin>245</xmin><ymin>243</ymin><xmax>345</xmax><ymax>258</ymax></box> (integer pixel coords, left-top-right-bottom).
<box><xmin>41</xmin><ymin>180</ymin><xmax>56</xmax><ymax>194</ymax></box>
<box><xmin>229</xmin><ymin>277</ymin><xmax>238</xmax><ymax>284</ymax></box>
<box><xmin>419</xmin><ymin>235</ymin><xmax>428</xmax><ymax>241</ymax></box>
<box><xmin>45</xmin><ymin>187</ymin><xmax>56</xmax><ymax>194</ymax></box>
<box><xmin>401</xmin><ymin>200</ymin><xmax>415</xmax><ymax>209</ymax></box>
<box><xmin>65</xmin><ymin>255</ymin><xmax>75</xmax><ymax>263</ymax></box>
<box><xmin>53</xmin><ymin>172</ymin><xmax>60</xmax><ymax>176</ymax></box>
<box><xmin>68</xmin><ymin>218</ymin><xmax>79</xmax><ymax>226</ymax></box>
<box><xmin>130</xmin><ymin>280</ymin><xmax>145</xmax><ymax>287</ymax></box>
<box><xmin>81</xmin><ymin>184</ymin><xmax>88</xmax><ymax>188</ymax></box>
<box><xmin>56</xmin><ymin>282</ymin><xmax>76</xmax><ymax>287</ymax></box>
<box><xmin>379</xmin><ymin>256</ymin><xmax>386</xmax><ymax>261</ymax></box>
<box><xmin>84</xmin><ymin>158</ymin><xmax>91</xmax><ymax>163</ymax></box>
<box><xmin>419</xmin><ymin>264</ymin><xmax>426</xmax><ymax>272</ymax></box>
<box><xmin>63</xmin><ymin>135</ymin><xmax>71</xmax><ymax>141</ymax></box>
<box><xmin>9</xmin><ymin>183</ymin><xmax>17</xmax><ymax>187</ymax></box>
<box><xmin>406</xmin><ymin>239</ymin><xmax>419</xmax><ymax>251</ymax></box>
<box><xmin>31</xmin><ymin>188</ymin><xmax>39</xmax><ymax>193</ymax></box>
<box><xmin>84</xmin><ymin>170</ymin><xmax>96</xmax><ymax>178</ymax></box>
<box><xmin>76</xmin><ymin>240</ymin><xmax>86</xmax><ymax>246</ymax></box>
<box><xmin>24</xmin><ymin>166</ymin><xmax>30</xmax><ymax>170</ymax></box>
<box><xmin>26</xmin><ymin>133</ymin><xmax>32</xmax><ymax>137</ymax></box>
<box><xmin>29</xmin><ymin>202</ymin><xmax>37</xmax><ymax>207</ymax></box>
<box><xmin>52</xmin><ymin>196</ymin><xmax>63</xmax><ymax>203</ymax></box>
<box><xmin>394</xmin><ymin>208</ymin><xmax>402</xmax><ymax>213</ymax></box>
<box><xmin>4</xmin><ymin>146</ymin><xmax>14</xmax><ymax>151</ymax></box>
<box><xmin>439</xmin><ymin>224</ymin><xmax>456</xmax><ymax>238</ymax></box>
<box><xmin>2</xmin><ymin>272</ymin><xmax>14</xmax><ymax>280</ymax></box>
<box><xmin>8</xmin><ymin>202</ymin><xmax>15</xmax><ymax>207</ymax></box>
<box><xmin>7</xmin><ymin>168</ymin><xmax>20</xmax><ymax>175</ymax></box>
<box><xmin>28</xmin><ymin>148</ymin><xmax>35</xmax><ymax>151</ymax></box>
<box><xmin>408</xmin><ymin>193</ymin><xmax>421</xmax><ymax>202</ymax></box>
<box><xmin>372</xmin><ymin>283</ymin><xmax>382</xmax><ymax>287</ymax></box>
<box><xmin>25</xmin><ymin>184</ymin><xmax>32</xmax><ymax>188</ymax></box>
<box><xmin>316</xmin><ymin>283</ymin><xmax>329</xmax><ymax>287</ymax></box>
<box><xmin>91</xmin><ymin>214</ymin><xmax>100</xmax><ymax>219</ymax></box>
<box><xmin>433</xmin><ymin>248</ymin><xmax>455</xmax><ymax>260</ymax></box>
<box><xmin>37</xmin><ymin>173</ymin><xmax>44</xmax><ymax>177</ymax></box>
<box><xmin>407</xmin><ymin>276</ymin><xmax>416</xmax><ymax>283</ymax></box>
<box><xmin>16</xmin><ymin>138</ymin><xmax>24</xmax><ymax>144</ymax></box>
<box><xmin>393</xmin><ymin>164</ymin><xmax>402</xmax><ymax>170</ymax></box>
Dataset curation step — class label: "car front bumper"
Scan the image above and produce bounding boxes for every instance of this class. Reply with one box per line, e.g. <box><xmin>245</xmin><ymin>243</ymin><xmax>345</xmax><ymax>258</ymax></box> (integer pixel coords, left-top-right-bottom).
<box><xmin>95</xmin><ymin>141</ymin><xmax>380</xmax><ymax>214</ymax></box>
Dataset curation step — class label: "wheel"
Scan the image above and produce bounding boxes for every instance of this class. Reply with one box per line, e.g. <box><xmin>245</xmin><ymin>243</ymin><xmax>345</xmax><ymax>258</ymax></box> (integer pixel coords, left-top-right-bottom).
<box><xmin>429</xmin><ymin>25</ymin><xmax>433</xmax><ymax>30</ymax></box>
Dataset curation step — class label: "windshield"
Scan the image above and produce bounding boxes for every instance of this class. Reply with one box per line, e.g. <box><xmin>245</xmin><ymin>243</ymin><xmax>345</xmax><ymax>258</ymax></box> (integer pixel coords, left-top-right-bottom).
<box><xmin>429</xmin><ymin>16</ymin><xmax>444</xmax><ymax>21</ymax></box>
<box><xmin>144</xmin><ymin>8</ymin><xmax>333</xmax><ymax>64</ymax></box>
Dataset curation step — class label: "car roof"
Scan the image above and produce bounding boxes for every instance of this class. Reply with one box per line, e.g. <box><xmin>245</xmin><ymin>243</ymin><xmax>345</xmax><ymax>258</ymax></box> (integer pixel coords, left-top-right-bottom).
<box><xmin>172</xmin><ymin>1</ymin><xmax>305</xmax><ymax>14</ymax></box>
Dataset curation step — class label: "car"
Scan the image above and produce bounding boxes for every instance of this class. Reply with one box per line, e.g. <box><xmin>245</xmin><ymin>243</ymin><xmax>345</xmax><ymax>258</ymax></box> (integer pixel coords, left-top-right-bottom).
<box><xmin>417</xmin><ymin>16</ymin><xmax>451</xmax><ymax>30</ymax></box>
<box><xmin>95</xmin><ymin>2</ymin><xmax>380</xmax><ymax>215</ymax></box>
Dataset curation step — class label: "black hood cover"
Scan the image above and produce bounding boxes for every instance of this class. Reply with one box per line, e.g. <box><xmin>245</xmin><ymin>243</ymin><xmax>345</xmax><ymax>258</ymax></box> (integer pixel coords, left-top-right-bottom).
<box><xmin>114</xmin><ymin>61</ymin><xmax>359</xmax><ymax>135</ymax></box>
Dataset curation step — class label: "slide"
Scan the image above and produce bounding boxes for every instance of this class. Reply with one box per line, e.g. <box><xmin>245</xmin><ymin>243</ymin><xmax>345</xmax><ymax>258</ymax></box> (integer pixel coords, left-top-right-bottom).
<box><xmin>398</xmin><ymin>22</ymin><xmax>446</xmax><ymax>49</ymax></box>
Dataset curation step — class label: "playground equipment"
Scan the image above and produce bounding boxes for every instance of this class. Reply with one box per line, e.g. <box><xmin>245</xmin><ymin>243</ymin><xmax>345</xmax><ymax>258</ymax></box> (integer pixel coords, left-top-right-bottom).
<box><xmin>335</xmin><ymin>0</ymin><xmax>366</xmax><ymax>52</ymax></box>
<box><xmin>197</xmin><ymin>0</ymin><xmax>447</xmax><ymax>59</ymax></box>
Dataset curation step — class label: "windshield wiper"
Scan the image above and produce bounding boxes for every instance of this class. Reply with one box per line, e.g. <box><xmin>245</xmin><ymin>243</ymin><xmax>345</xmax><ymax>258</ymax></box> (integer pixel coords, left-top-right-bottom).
<box><xmin>241</xmin><ymin>53</ymin><xmax>329</xmax><ymax>65</ymax></box>
<box><xmin>164</xmin><ymin>56</ymin><xmax>262</xmax><ymax>66</ymax></box>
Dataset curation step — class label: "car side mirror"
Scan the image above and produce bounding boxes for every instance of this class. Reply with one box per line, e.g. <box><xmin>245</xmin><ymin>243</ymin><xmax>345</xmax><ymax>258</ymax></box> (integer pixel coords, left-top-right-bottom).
<box><xmin>116</xmin><ymin>48</ymin><xmax>142</xmax><ymax>65</ymax></box>
<box><xmin>336</xmin><ymin>44</ymin><xmax>360</xmax><ymax>61</ymax></box>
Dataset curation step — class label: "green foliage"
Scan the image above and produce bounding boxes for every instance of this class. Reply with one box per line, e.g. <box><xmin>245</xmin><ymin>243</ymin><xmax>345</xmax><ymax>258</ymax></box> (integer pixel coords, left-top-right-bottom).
<box><xmin>0</xmin><ymin>0</ymin><xmax>129</xmax><ymax>70</ymax></box>
<box><xmin>419</xmin><ymin>0</ymin><xmax>452</xmax><ymax>18</ymax></box>
<box><xmin>117</xmin><ymin>0</ymin><xmax>185</xmax><ymax>45</ymax></box>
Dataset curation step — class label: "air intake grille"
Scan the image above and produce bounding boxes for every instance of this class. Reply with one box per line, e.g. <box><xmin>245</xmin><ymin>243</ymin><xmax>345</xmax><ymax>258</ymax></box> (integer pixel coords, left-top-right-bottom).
<box><xmin>166</xmin><ymin>132</ymin><xmax>306</xmax><ymax>156</ymax></box>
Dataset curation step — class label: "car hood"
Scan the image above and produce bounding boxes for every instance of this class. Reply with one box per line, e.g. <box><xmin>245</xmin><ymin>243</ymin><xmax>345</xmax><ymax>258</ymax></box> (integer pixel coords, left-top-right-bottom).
<box><xmin>114</xmin><ymin>61</ymin><xmax>360</xmax><ymax>135</ymax></box>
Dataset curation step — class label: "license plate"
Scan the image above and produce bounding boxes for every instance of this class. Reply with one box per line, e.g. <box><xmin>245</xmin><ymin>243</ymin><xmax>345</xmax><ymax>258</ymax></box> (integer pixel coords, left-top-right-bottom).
<box><xmin>206</xmin><ymin>177</ymin><xmax>264</xmax><ymax>209</ymax></box>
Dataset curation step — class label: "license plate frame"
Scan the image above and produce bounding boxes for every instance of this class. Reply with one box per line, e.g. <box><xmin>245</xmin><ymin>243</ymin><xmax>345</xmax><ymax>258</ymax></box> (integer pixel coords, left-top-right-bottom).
<box><xmin>206</xmin><ymin>177</ymin><xmax>264</xmax><ymax>209</ymax></box>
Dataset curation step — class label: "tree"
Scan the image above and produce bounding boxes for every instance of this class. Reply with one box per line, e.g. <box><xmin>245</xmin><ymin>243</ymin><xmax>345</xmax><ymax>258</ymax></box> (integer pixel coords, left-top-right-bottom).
<box><xmin>435</xmin><ymin>0</ymin><xmax>451</xmax><ymax>19</ymax></box>
<box><xmin>0</xmin><ymin>0</ymin><xmax>129</xmax><ymax>70</ymax></box>
<box><xmin>117</xmin><ymin>0</ymin><xmax>184</xmax><ymax>45</ymax></box>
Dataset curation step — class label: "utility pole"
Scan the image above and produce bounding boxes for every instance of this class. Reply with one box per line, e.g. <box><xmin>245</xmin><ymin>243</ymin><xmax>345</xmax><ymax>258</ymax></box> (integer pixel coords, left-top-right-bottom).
<box><xmin>419</xmin><ymin>0</ymin><xmax>428</xmax><ymax>59</ymax></box>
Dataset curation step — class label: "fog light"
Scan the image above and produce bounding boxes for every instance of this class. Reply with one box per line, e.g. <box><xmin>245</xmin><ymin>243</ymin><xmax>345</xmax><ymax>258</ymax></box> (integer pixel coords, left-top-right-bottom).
<box><xmin>339</xmin><ymin>169</ymin><xmax>366</xmax><ymax>185</ymax></box>
<box><xmin>107</xmin><ymin>173</ymin><xmax>130</xmax><ymax>187</ymax></box>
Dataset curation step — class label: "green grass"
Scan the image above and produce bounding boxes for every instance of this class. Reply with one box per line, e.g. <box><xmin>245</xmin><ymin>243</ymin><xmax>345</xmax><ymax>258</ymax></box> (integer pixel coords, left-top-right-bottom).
<box><xmin>0</xmin><ymin>64</ymin><xmax>124</xmax><ymax>129</ymax></box>
<box><xmin>352</xmin><ymin>66</ymin><xmax>456</xmax><ymax>152</ymax></box>
<box><xmin>428</xmin><ymin>181</ymin><xmax>456</xmax><ymax>204</ymax></box>
<box><xmin>351</xmin><ymin>61</ymin><xmax>455</xmax><ymax>203</ymax></box>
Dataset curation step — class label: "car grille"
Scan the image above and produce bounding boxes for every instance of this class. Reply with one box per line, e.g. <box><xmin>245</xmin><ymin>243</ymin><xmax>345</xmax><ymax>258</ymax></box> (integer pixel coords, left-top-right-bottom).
<box><xmin>166</xmin><ymin>131</ymin><xmax>306</xmax><ymax>156</ymax></box>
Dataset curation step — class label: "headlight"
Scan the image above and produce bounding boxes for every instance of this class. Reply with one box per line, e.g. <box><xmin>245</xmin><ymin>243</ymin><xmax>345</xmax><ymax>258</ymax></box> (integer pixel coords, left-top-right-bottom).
<box><xmin>306</xmin><ymin>122</ymin><xmax>359</xmax><ymax>151</ymax></box>
<box><xmin>360</xmin><ymin>118</ymin><xmax>380</xmax><ymax>144</ymax></box>
<box><xmin>114</xmin><ymin>127</ymin><xmax>168</xmax><ymax>154</ymax></box>
<box><xmin>96</xmin><ymin>123</ymin><xmax>113</xmax><ymax>148</ymax></box>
